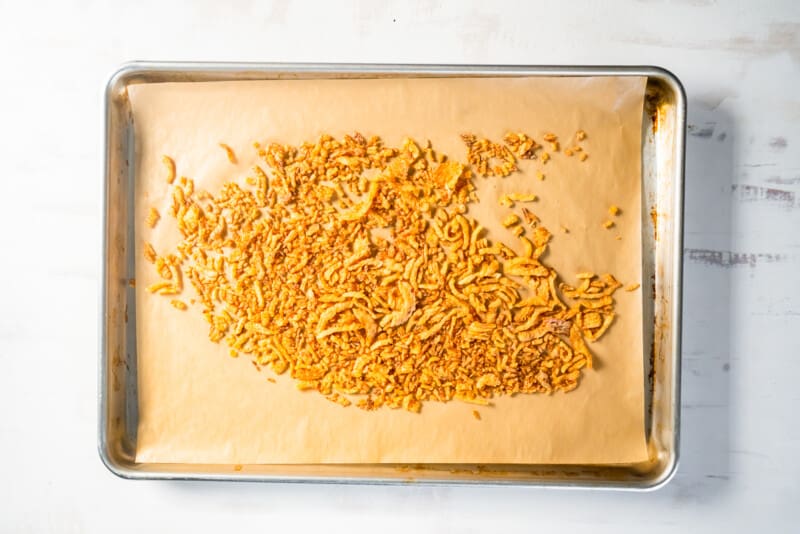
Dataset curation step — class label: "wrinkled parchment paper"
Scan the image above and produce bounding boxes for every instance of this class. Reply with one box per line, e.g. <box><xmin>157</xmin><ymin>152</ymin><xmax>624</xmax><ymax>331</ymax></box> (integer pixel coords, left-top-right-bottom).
<box><xmin>130</xmin><ymin>76</ymin><xmax>648</xmax><ymax>464</ymax></box>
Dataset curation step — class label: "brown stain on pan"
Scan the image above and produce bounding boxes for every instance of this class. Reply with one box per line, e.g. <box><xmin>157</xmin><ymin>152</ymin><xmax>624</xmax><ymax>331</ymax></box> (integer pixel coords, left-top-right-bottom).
<box><xmin>647</xmin><ymin>95</ymin><xmax>659</xmax><ymax>134</ymax></box>
<box><xmin>649</xmin><ymin>339</ymin><xmax>657</xmax><ymax>394</ymax></box>
<box><xmin>395</xmin><ymin>462</ymin><xmax>632</xmax><ymax>481</ymax></box>
<box><xmin>645</xmin><ymin>91</ymin><xmax>667</xmax><ymax>135</ymax></box>
<box><xmin>650</xmin><ymin>206</ymin><xmax>658</xmax><ymax>241</ymax></box>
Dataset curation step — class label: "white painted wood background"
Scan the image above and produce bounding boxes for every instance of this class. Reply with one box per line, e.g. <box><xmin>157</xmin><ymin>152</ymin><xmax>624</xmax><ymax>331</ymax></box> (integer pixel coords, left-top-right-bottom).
<box><xmin>0</xmin><ymin>0</ymin><xmax>797</xmax><ymax>531</ymax></box>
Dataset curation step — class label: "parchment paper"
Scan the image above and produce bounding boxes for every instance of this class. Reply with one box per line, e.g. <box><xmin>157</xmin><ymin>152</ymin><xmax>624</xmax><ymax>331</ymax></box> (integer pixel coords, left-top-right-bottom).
<box><xmin>130</xmin><ymin>76</ymin><xmax>648</xmax><ymax>464</ymax></box>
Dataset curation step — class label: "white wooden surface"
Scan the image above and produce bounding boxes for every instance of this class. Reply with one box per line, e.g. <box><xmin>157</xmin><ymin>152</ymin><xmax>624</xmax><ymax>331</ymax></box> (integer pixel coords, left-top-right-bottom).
<box><xmin>0</xmin><ymin>1</ymin><xmax>798</xmax><ymax>531</ymax></box>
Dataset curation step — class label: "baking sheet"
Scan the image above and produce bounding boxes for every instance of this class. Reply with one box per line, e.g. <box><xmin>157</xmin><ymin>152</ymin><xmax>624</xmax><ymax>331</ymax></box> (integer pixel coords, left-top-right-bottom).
<box><xmin>130</xmin><ymin>76</ymin><xmax>648</xmax><ymax>464</ymax></box>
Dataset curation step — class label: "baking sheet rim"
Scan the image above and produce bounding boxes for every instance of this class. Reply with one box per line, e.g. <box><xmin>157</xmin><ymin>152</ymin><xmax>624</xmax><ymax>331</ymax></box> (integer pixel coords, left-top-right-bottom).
<box><xmin>99</xmin><ymin>62</ymin><xmax>685</xmax><ymax>490</ymax></box>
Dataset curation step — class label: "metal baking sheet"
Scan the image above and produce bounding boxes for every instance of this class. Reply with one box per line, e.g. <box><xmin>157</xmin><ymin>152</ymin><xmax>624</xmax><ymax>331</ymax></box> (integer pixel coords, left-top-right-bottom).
<box><xmin>99</xmin><ymin>63</ymin><xmax>684</xmax><ymax>489</ymax></box>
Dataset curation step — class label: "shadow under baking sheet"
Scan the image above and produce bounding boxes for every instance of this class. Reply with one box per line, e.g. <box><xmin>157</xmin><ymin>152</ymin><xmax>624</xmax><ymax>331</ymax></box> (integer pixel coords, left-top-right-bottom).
<box><xmin>663</xmin><ymin>98</ymin><xmax>735</xmax><ymax>502</ymax></box>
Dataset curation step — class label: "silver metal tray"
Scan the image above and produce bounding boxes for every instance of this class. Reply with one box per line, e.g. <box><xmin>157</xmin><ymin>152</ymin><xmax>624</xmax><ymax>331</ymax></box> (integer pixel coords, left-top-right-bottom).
<box><xmin>100</xmin><ymin>63</ymin><xmax>685</xmax><ymax>489</ymax></box>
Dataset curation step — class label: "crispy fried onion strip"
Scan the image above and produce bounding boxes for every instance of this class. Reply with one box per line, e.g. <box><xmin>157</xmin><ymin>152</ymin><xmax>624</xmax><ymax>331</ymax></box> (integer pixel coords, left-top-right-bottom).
<box><xmin>146</xmin><ymin>132</ymin><xmax>620</xmax><ymax>412</ymax></box>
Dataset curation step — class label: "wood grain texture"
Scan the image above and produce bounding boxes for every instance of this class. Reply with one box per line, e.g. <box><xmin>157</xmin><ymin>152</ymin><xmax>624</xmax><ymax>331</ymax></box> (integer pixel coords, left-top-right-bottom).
<box><xmin>0</xmin><ymin>0</ymin><xmax>798</xmax><ymax>532</ymax></box>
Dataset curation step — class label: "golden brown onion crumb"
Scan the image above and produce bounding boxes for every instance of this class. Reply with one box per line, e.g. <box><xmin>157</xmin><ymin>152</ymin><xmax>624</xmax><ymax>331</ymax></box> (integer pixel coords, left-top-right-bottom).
<box><xmin>508</xmin><ymin>193</ymin><xmax>537</xmax><ymax>202</ymax></box>
<box><xmin>503</xmin><ymin>132</ymin><xmax>539</xmax><ymax>159</ymax></box>
<box><xmin>502</xmin><ymin>213</ymin><xmax>521</xmax><ymax>227</ymax></box>
<box><xmin>472</xmin><ymin>410</ymin><xmax>481</xmax><ymax>420</ymax></box>
<box><xmin>162</xmin><ymin>155</ymin><xmax>176</xmax><ymax>184</ymax></box>
<box><xmin>625</xmin><ymin>283</ymin><xmax>640</xmax><ymax>292</ymax></box>
<box><xmin>219</xmin><ymin>143</ymin><xmax>237</xmax><ymax>164</ymax></box>
<box><xmin>143</xmin><ymin>242</ymin><xmax>157</xmax><ymax>264</ymax></box>
<box><xmin>462</xmin><ymin>134</ymin><xmax>516</xmax><ymax>177</ymax></box>
<box><xmin>146</xmin><ymin>207</ymin><xmax>160</xmax><ymax>228</ymax></box>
